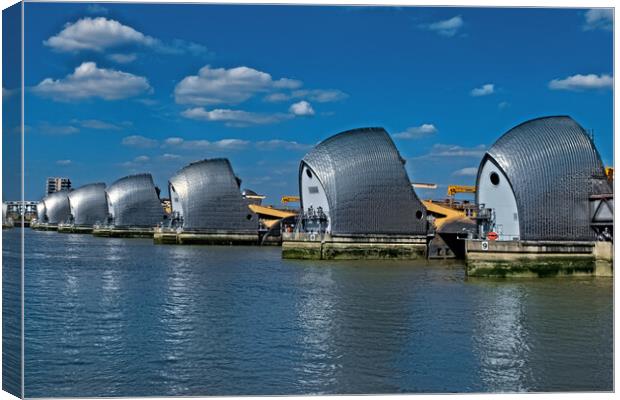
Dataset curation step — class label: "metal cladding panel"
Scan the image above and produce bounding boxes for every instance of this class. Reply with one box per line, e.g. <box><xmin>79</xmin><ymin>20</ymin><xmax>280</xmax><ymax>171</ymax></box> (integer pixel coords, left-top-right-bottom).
<box><xmin>106</xmin><ymin>173</ymin><xmax>163</xmax><ymax>227</ymax></box>
<box><xmin>478</xmin><ymin>116</ymin><xmax>611</xmax><ymax>241</ymax></box>
<box><xmin>68</xmin><ymin>183</ymin><xmax>108</xmax><ymax>226</ymax></box>
<box><xmin>42</xmin><ymin>190</ymin><xmax>71</xmax><ymax>224</ymax></box>
<box><xmin>169</xmin><ymin>159</ymin><xmax>256</xmax><ymax>232</ymax></box>
<box><xmin>301</xmin><ymin>127</ymin><xmax>427</xmax><ymax>235</ymax></box>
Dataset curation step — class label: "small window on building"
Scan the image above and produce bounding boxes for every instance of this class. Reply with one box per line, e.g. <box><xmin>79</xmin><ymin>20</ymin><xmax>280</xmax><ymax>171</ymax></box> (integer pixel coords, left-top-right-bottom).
<box><xmin>246</xmin><ymin>214</ymin><xmax>253</xmax><ymax>220</ymax></box>
<box><xmin>308</xmin><ymin>186</ymin><xmax>319</xmax><ymax>194</ymax></box>
<box><xmin>306</xmin><ymin>168</ymin><xmax>313</xmax><ymax>179</ymax></box>
<box><xmin>416</xmin><ymin>210</ymin><xmax>423</xmax><ymax>220</ymax></box>
<box><xmin>490</xmin><ymin>172</ymin><xmax>500</xmax><ymax>185</ymax></box>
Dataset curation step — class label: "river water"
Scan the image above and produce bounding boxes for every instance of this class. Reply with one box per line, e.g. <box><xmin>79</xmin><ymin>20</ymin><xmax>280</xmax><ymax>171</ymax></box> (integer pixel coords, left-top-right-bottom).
<box><xmin>3</xmin><ymin>228</ymin><xmax>613</xmax><ymax>397</ymax></box>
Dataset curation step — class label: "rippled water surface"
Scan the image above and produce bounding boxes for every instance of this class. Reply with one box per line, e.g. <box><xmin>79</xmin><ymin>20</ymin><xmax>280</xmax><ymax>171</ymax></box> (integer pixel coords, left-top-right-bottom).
<box><xmin>7</xmin><ymin>229</ymin><xmax>613</xmax><ymax>396</ymax></box>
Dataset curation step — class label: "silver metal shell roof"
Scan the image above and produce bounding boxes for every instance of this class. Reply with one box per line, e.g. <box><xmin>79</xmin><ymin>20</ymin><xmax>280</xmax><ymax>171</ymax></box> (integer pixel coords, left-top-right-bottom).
<box><xmin>477</xmin><ymin>115</ymin><xmax>610</xmax><ymax>241</ymax></box>
<box><xmin>68</xmin><ymin>183</ymin><xmax>108</xmax><ymax>226</ymax></box>
<box><xmin>42</xmin><ymin>190</ymin><xmax>71</xmax><ymax>224</ymax></box>
<box><xmin>36</xmin><ymin>202</ymin><xmax>46</xmax><ymax>221</ymax></box>
<box><xmin>106</xmin><ymin>173</ymin><xmax>163</xmax><ymax>227</ymax></box>
<box><xmin>300</xmin><ymin>127</ymin><xmax>427</xmax><ymax>235</ymax></box>
<box><xmin>169</xmin><ymin>158</ymin><xmax>256</xmax><ymax>232</ymax></box>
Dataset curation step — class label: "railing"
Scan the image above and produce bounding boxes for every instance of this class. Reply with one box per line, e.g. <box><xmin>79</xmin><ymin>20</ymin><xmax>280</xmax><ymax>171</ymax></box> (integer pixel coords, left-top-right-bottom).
<box><xmin>282</xmin><ymin>231</ymin><xmax>328</xmax><ymax>242</ymax></box>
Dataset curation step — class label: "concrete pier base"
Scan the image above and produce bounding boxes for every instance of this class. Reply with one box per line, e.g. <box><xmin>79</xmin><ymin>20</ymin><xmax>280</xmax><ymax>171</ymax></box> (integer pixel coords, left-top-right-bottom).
<box><xmin>31</xmin><ymin>223</ymin><xmax>58</xmax><ymax>231</ymax></box>
<box><xmin>57</xmin><ymin>225</ymin><xmax>94</xmax><ymax>234</ymax></box>
<box><xmin>465</xmin><ymin>239</ymin><xmax>613</xmax><ymax>277</ymax></box>
<box><xmin>282</xmin><ymin>233</ymin><xmax>427</xmax><ymax>260</ymax></box>
<box><xmin>92</xmin><ymin>227</ymin><xmax>154</xmax><ymax>238</ymax></box>
<box><xmin>153</xmin><ymin>230</ymin><xmax>260</xmax><ymax>245</ymax></box>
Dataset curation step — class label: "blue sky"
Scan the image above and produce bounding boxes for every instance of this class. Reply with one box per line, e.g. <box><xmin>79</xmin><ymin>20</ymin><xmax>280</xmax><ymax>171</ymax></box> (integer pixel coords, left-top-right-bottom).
<box><xmin>9</xmin><ymin>4</ymin><xmax>614</xmax><ymax>202</ymax></box>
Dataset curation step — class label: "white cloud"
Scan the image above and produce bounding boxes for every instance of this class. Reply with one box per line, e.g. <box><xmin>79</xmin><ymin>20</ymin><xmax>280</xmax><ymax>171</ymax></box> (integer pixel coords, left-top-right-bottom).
<box><xmin>136</xmin><ymin>98</ymin><xmax>158</xmax><ymax>106</ymax></box>
<box><xmin>181</xmin><ymin>107</ymin><xmax>289</xmax><ymax>126</ymax></box>
<box><xmin>255</xmin><ymin>140</ymin><xmax>312</xmax><ymax>151</ymax></box>
<box><xmin>548</xmin><ymin>73</ymin><xmax>613</xmax><ymax>91</ymax></box>
<box><xmin>265</xmin><ymin>89</ymin><xmax>348</xmax><ymax>103</ymax></box>
<box><xmin>289</xmin><ymin>100</ymin><xmax>315</xmax><ymax>116</ymax></box>
<box><xmin>44</xmin><ymin>17</ymin><xmax>208</xmax><ymax>57</ymax></box>
<box><xmin>134</xmin><ymin>155</ymin><xmax>150</xmax><ymax>162</ymax></box>
<box><xmin>423</xmin><ymin>16</ymin><xmax>464</xmax><ymax>37</ymax></box>
<box><xmin>72</xmin><ymin>119</ymin><xmax>127</xmax><ymax>130</ymax></box>
<box><xmin>33</xmin><ymin>62</ymin><xmax>152</xmax><ymax>101</ymax></box>
<box><xmin>86</xmin><ymin>4</ymin><xmax>108</xmax><ymax>14</ymax></box>
<box><xmin>211</xmin><ymin>139</ymin><xmax>250</xmax><ymax>150</ymax></box>
<box><xmin>44</xmin><ymin>17</ymin><xmax>157</xmax><ymax>52</ymax></box>
<box><xmin>119</xmin><ymin>161</ymin><xmax>136</xmax><ymax>168</ymax></box>
<box><xmin>299</xmin><ymin>89</ymin><xmax>348</xmax><ymax>102</ymax></box>
<box><xmin>419</xmin><ymin>144</ymin><xmax>486</xmax><ymax>158</ymax></box>
<box><xmin>583</xmin><ymin>9</ymin><xmax>613</xmax><ymax>31</ymax></box>
<box><xmin>56</xmin><ymin>159</ymin><xmax>72</xmax><ymax>165</ymax></box>
<box><xmin>155</xmin><ymin>39</ymin><xmax>209</xmax><ymax>56</ymax></box>
<box><xmin>174</xmin><ymin>65</ymin><xmax>302</xmax><ymax>106</ymax></box>
<box><xmin>164</xmin><ymin>136</ymin><xmax>250</xmax><ymax>150</ymax></box>
<box><xmin>160</xmin><ymin>153</ymin><xmax>181</xmax><ymax>160</ymax></box>
<box><xmin>470</xmin><ymin>83</ymin><xmax>494</xmax><ymax>97</ymax></box>
<box><xmin>273</xmin><ymin>78</ymin><xmax>302</xmax><ymax>89</ymax></box>
<box><xmin>394</xmin><ymin>124</ymin><xmax>437</xmax><ymax>139</ymax></box>
<box><xmin>39</xmin><ymin>122</ymin><xmax>79</xmax><ymax>135</ymax></box>
<box><xmin>121</xmin><ymin>135</ymin><xmax>158</xmax><ymax>148</ymax></box>
<box><xmin>498</xmin><ymin>101</ymin><xmax>510</xmax><ymax>110</ymax></box>
<box><xmin>108</xmin><ymin>53</ymin><xmax>137</xmax><ymax>63</ymax></box>
<box><xmin>264</xmin><ymin>93</ymin><xmax>291</xmax><ymax>102</ymax></box>
<box><xmin>164</xmin><ymin>137</ymin><xmax>184</xmax><ymax>146</ymax></box>
<box><xmin>453</xmin><ymin>167</ymin><xmax>478</xmax><ymax>176</ymax></box>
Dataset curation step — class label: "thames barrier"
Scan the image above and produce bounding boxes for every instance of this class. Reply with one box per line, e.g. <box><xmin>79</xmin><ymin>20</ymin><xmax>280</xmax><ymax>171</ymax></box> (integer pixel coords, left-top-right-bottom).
<box><xmin>21</xmin><ymin>115</ymin><xmax>612</xmax><ymax>278</ymax></box>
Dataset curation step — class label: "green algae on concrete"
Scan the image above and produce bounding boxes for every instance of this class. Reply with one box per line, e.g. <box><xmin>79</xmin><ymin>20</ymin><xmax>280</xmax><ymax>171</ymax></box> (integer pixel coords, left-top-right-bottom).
<box><xmin>177</xmin><ymin>232</ymin><xmax>258</xmax><ymax>245</ymax></box>
<box><xmin>153</xmin><ymin>230</ymin><xmax>260</xmax><ymax>245</ymax></box>
<box><xmin>282</xmin><ymin>241</ymin><xmax>322</xmax><ymax>259</ymax></box>
<box><xmin>32</xmin><ymin>224</ymin><xmax>58</xmax><ymax>231</ymax></box>
<box><xmin>57</xmin><ymin>225</ymin><xmax>93</xmax><ymax>234</ymax></box>
<box><xmin>282</xmin><ymin>234</ymin><xmax>427</xmax><ymax>260</ymax></box>
<box><xmin>92</xmin><ymin>228</ymin><xmax>154</xmax><ymax>238</ymax></box>
<box><xmin>465</xmin><ymin>239</ymin><xmax>612</xmax><ymax>278</ymax></box>
<box><xmin>466</xmin><ymin>257</ymin><xmax>596</xmax><ymax>278</ymax></box>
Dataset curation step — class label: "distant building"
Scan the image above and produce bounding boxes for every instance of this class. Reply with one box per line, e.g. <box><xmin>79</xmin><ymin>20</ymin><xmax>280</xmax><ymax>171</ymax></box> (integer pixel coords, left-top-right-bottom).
<box><xmin>46</xmin><ymin>177</ymin><xmax>71</xmax><ymax>195</ymax></box>
<box><xmin>476</xmin><ymin>115</ymin><xmax>611</xmax><ymax>241</ymax></box>
<box><xmin>4</xmin><ymin>201</ymin><xmax>38</xmax><ymax>223</ymax></box>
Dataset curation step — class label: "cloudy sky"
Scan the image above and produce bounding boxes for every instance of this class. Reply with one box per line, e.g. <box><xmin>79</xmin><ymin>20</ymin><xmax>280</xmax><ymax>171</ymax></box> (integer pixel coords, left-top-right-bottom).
<box><xmin>5</xmin><ymin>4</ymin><xmax>614</xmax><ymax>202</ymax></box>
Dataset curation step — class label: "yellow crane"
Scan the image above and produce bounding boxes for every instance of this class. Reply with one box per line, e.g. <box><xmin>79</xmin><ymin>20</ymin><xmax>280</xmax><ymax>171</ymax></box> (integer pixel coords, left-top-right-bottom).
<box><xmin>447</xmin><ymin>185</ymin><xmax>476</xmax><ymax>197</ymax></box>
<box><xmin>281</xmin><ymin>195</ymin><xmax>300</xmax><ymax>204</ymax></box>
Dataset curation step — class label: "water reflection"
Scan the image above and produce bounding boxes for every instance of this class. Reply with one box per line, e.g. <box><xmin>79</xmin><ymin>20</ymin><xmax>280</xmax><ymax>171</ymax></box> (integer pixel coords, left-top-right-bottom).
<box><xmin>294</xmin><ymin>266</ymin><xmax>340</xmax><ymax>393</ymax></box>
<box><xmin>156</xmin><ymin>251</ymin><xmax>198</xmax><ymax>395</ymax></box>
<box><xmin>20</xmin><ymin>229</ymin><xmax>613</xmax><ymax>397</ymax></box>
<box><xmin>471</xmin><ymin>283</ymin><xmax>532</xmax><ymax>392</ymax></box>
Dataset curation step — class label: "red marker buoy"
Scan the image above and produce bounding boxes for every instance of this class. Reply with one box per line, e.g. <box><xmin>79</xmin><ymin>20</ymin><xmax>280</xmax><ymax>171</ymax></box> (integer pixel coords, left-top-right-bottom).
<box><xmin>487</xmin><ymin>231</ymin><xmax>498</xmax><ymax>241</ymax></box>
